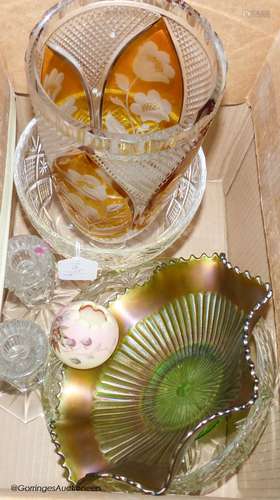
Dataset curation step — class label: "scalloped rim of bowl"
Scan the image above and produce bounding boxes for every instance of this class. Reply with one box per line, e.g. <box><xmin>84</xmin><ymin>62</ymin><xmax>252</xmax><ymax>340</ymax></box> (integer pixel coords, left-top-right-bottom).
<box><xmin>44</xmin><ymin>253</ymin><xmax>272</xmax><ymax>495</ymax></box>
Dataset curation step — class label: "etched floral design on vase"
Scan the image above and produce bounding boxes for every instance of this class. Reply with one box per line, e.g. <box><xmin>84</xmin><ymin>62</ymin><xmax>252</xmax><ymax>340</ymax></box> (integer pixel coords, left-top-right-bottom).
<box><xmin>26</xmin><ymin>0</ymin><xmax>227</xmax><ymax>242</ymax></box>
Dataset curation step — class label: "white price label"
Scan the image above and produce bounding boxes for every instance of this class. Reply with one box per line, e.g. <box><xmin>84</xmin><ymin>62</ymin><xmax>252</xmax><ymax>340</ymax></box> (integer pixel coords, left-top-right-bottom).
<box><xmin>58</xmin><ymin>257</ymin><xmax>98</xmax><ymax>281</ymax></box>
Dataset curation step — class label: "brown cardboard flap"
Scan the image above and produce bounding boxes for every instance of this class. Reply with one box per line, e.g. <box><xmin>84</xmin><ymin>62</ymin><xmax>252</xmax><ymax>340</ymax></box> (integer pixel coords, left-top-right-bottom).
<box><xmin>226</xmin><ymin>140</ymin><xmax>270</xmax><ymax>281</ymax></box>
<box><xmin>0</xmin><ymin>0</ymin><xmax>55</xmax><ymax>94</ymax></box>
<box><xmin>203</xmin><ymin>103</ymin><xmax>254</xmax><ymax>186</ymax></box>
<box><xmin>248</xmin><ymin>33</ymin><xmax>280</xmax><ymax>354</ymax></box>
<box><xmin>190</xmin><ymin>0</ymin><xmax>279</xmax><ymax>104</ymax></box>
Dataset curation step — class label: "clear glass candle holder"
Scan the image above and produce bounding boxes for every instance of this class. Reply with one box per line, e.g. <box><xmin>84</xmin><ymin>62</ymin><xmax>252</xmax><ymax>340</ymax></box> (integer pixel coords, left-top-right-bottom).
<box><xmin>26</xmin><ymin>0</ymin><xmax>227</xmax><ymax>245</ymax></box>
<box><xmin>5</xmin><ymin>235</ymin><xmax>56</xmax><ymax>307</ymax></box>
<box><xmin>0</xmin><ymin>320</ymin><xmax>49</xmax><ymax>392</ymax></box>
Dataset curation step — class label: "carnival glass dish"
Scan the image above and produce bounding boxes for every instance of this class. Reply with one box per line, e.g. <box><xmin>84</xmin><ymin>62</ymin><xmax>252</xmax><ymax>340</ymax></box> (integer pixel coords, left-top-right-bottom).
<box><xmin>42</xmin><ymin>254</ymin><xmax>273</xmax><ymax>494</ymax></box>
<box><xmin>14</xmin><ymin>119</ymin><xmax>206</xmax><ymax>271</ymax></box>
<box><xmin>26</xmin><ymin>0</ymin><xmax>226</xmax><ymax>243</ymax></box>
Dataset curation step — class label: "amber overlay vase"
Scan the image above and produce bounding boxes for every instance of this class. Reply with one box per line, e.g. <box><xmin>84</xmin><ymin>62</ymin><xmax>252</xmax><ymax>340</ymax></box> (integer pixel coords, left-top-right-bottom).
<box><xmin>26</xmin><ymin>0</ymin><xmax>226</xmax><ymax>243</ymax></box>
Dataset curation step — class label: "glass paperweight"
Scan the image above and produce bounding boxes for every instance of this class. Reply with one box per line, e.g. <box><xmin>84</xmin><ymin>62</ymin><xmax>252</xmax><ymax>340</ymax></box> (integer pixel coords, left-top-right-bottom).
<box><xmin>0</xmin><ymin>319</ymin><xmax>49</xmax><ymax>423</ymax></box>
<box><xmin>14</xmin><ymin>120</ymin><xmax>206</xmax><ymax>271</ymax></box>
<box><xmin>25</xmin><ymin>0</ymin><xmax>226</xmax><ymax>244</ymax></box>
<box><xmin>5</xmin><ymin>235</ymin><xmax>56</xmax><ymax>307</ymax></box>
<box><xmin>41</xmin><ymin>257</ymin><xmax>276</xmax><ymax>494</ymax></box>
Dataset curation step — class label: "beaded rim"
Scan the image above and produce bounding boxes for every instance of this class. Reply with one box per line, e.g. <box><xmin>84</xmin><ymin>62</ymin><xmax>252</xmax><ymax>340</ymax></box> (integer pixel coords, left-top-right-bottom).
<box><xmin>46</xmin><ymin>253</ymin><xmax>272</xmax><ymax>494</ymax></box>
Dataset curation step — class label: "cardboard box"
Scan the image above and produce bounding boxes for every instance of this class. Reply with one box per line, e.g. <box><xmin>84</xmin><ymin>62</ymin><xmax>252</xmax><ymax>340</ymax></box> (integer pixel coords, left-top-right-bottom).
<box><xmin>0</xmin><ymin>1</ymin><xmax>279</xmax><ymax>499</ymax></box>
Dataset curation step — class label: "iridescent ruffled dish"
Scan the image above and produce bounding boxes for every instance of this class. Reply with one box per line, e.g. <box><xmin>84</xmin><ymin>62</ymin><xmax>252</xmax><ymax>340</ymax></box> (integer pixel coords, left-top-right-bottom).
<box><xmin>42</xmin><ymin>254</ymin><xmax>273</xmax><ymax>495</ymax></box>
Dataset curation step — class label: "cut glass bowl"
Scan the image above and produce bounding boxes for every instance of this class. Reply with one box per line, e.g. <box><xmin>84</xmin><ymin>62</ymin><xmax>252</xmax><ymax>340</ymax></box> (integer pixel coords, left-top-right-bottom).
<box><xmin>14</xmin><ymin>119</ymin><xmax>206</xmax><ymax>271</ymax></box>
<box><xmin>42</xmin><ymin>254</ymin><xmax>274</xmax><ymax>495</ymax></box>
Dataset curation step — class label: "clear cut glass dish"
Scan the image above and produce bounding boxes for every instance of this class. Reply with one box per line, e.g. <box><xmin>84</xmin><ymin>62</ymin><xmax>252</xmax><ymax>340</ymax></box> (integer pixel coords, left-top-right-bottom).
<box><xmin>41</xmin><ymin>256</ymin><xmax>277</xmax><ymax>495</ymax></box>
<box><xmin>14</xmin><ymin>119</ymin><xmax>206</xmax><ymax>271</ymax></box>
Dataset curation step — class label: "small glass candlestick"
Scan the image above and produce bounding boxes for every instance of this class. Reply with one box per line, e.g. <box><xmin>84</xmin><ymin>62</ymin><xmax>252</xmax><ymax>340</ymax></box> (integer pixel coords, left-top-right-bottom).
<box><xmin>5</xmin><ymin>235</ymin><xmax>56</xmax><ymax>307</ymax></box>
<box><xmin>0</xmin><ymin>319</ymin><xmax>49</xmax><ymax>423</ymax></box>
<box><xmin>0</xmin><ymin>319</ymin><xmax>48</xmax><ymax>391</ymax></box>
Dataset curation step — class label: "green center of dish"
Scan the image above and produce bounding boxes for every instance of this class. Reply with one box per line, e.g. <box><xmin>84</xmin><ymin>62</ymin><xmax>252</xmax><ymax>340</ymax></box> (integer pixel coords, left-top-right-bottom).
<box><xmin>144</xmin><ymin>346</ymin><xmax>225</xmax><ymax>431</ymax></box>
